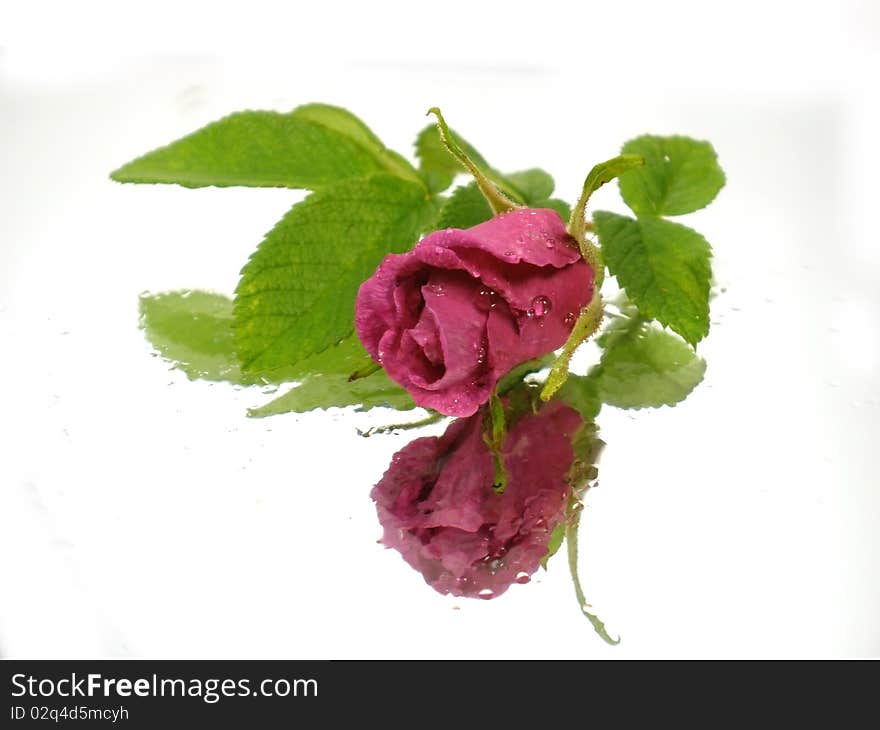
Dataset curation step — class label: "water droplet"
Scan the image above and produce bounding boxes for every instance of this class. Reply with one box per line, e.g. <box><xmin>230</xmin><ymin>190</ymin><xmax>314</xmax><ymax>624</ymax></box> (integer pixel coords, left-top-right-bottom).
<box><xmin>564</xmin><ymin>311</ymin><xmax>576</xmax><ymax>326</ymax></box>
<box><xmin>478</xmin><ymin>588</ymin><xmax>494</xmax><ymax>599</ymax></box>
<box><xmin>475</xmin><ymin>288</ymin><xmax>498</xmax><ymax>311</ymax></box>
<box><xmin>427</xmin><ymin>282</ymin><xmax>445</xmax><ymax>296</ymax></box>
<box><xmin>476</xmin><ymin>344</ymin><xmax>487</xmax><ymax>365</ymax></box>
<box><xmin>531</xmin><ymin>295</ymin><xmax>551</xmax><ymax>318</ymax></box>
<box><xmin>515</xmin><ymin>571</ymin><xmax>531</xmax><ymax>584</ymax></box>
<box><xmin>504</xmin><ymin>250</ymin><xmax>515</xmax><ymax>258</ymax></box>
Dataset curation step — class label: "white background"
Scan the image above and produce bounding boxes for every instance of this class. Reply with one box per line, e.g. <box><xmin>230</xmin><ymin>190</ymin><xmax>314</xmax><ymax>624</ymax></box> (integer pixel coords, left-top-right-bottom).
<box><xmin>1</xmin><ymin>0</ymin><xmax>878</xmax><ymax>658</ymax></box>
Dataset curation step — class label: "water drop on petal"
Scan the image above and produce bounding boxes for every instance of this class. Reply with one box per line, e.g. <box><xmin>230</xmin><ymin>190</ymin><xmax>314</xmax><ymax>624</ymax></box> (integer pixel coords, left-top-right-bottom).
<box><xmin>474</xmin><ymin>288</ymin><xmax>498</xmax><ymax>311</ymax></box>
<box><xmin>515</xmin><ymin>571</ymin><xmax>531</xmax><ymax>584</ymax></box>
<box><xmin>531</xmin><ymin>295</ymin><xmax>551</xmax><ymax>318</ymax></box>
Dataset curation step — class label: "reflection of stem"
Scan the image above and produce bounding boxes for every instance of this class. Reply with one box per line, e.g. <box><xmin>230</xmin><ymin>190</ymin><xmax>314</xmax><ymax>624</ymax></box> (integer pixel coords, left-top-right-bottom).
<box><xmin>565</xmin><ymin>495</ymin><xmax>620</xmax><ymax>646</ymax></box>
<box><xmin>357</xmin><ymin>411</ymin><xmax>444</xmax><ymax>437</ymax></box>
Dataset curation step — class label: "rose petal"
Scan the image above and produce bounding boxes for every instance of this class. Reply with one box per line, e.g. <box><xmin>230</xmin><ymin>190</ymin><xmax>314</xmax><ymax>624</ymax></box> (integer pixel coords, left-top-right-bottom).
<box><xmin>440</xmin><ymin>208</ymin><xmax>580</xmax><ymax>268</ymax></box>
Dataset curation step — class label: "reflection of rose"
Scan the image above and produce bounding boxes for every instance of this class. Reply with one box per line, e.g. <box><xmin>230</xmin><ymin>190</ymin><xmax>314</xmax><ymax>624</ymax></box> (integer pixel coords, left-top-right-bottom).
<box><xmin>372</xmin><ymin>401</ymin><xmax>582</xmax><ymax>598</ymax></box>
<box><xmin>355</xmin><ymin>209</ymin><xmax>593</xmax><ymax>417</ymax></box>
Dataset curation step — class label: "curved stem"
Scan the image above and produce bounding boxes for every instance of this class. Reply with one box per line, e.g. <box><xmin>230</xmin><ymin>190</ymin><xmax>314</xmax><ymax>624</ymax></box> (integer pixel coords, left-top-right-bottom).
<box><xmin>427</xmin><ymin>107</ymin><xmax>519</xmax><ymax>215</ymax></box>
<box><xmin>357</xmin><ymin>411</ymin><xmax>444</xmax><ymax>437</ymax></box>
<box><xmin>566</xmin><ymin>500</ymin><xmax>620</xmax><ymax>646</ymax></box>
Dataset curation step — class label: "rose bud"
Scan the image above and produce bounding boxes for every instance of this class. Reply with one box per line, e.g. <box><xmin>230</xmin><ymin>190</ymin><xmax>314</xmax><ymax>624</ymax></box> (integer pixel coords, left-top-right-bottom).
<box><xmin>371</xmin><ymin>400</ymin><xmax>582</xmax><ymax>599</ymax></box>
<box><xmin>355</xmin><ymin>208</ymin><xmax>593</xmax><ymax>417</ymax></box>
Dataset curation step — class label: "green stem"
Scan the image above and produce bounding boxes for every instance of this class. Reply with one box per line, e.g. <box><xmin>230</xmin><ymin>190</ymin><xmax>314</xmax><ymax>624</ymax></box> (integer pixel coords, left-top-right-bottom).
<box><xmin>540</xmin><ymin>289</ymin><xmax>604</xmax><ymax>401</ymax></box>
<box><xmin>357</xmin><ymin>411</ymin><xmax>444</xmax><ymax>437</ymax></box>
<box><xmin>484</xmin><ymin>393</ymin><xmax>509</xmax><ymax>494</ymax></box>
<box><xmin>348</xmin><ymin>360</ymin><xmax>382</xmax><ymax>382</ymax></box>
<box><xmin>566</xmin><ymin>499</ymin><xmax>620</xmax><ymax>646</ymax></box>
<box><xmin>427</xmin><ymin>107</ymin><xmax>519</xmax><ymax>215</ymax></box>
<box><xmin>568</xmin><ymin>154</ymin><xmax>644</xmax><ymax>245</ymax></box>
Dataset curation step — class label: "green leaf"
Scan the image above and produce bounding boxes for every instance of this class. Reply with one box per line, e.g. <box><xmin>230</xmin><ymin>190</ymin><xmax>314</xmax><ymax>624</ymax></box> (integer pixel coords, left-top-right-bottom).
<box><xmin>596</xmin><ymin>323</ymin><xmax>706</xmax><ymax>409</ymax></box>
<box><xmin>496</xmin><ymin>354</ymin><xmax>554</xmax><ymax>394</ymax></box>
<box><xmin>505</xmin><ymin>168</ymin><xmax>555</xmax><ymax>203</ymax></box>
<box><xmin>594</xmin><ymin>212</ymin><xmax>711</xmax><ymax>345</ymax></box>
<box><xmin>234</xmin><ymin>174</ymin><xmax>436</xmax><ymax>373</ymax></box>
<box><xmin>140</xmin><ymin>290</ymin><xmax>376</xmax><ymax>385</ymax></box>
<box><xmin>139</xmin><ymin>290</ymin><xmax>251</xmax><ymax>384</ymax></box>
<box><xmin>436</xmin><ymin>182</ymin><xmax>493</xmax><ymax>229</ymax></box>
<box><xmin>618</xmin><ymin>135</ymin><xmax>725</xmax><ymax>217</ymax></box>
<box><xmin>248</xmin><ymin>370</ymin><xmax>415</xmax><ymax>417</ymax></box>
<box><xmin>112</xmin><ymin>104</ymin><xmax>420</xmax><ymax>190</ymax></box>
<box><xmin>427</xmin><ymin>108</ymin><xmax>518</xmax><ymax>215</ymax></box>
<box><xmin>435</xmin><ymin>173</ymin><xmax>566</xmax><ymax>231</ymax></box>
<box><xmin>554</xmin><ymin>374</ymin><xmax>601</xmax><ymax>421</ymax></box>
<box><xmin>414</xmin><ymin>123</ymin><xmax>490</xmax><ymax>194</ymax></box>
<box><xmin>537</xmin><ymin>198</ymin><xmax>571</xmax><ymax>221</ymax></box>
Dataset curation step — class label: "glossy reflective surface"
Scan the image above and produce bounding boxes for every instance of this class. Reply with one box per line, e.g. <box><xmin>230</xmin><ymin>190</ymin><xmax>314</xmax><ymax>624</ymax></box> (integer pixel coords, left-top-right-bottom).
<box><xmin>1</xmin><ymin>2</ymin><xmax>879</xmax><ymax>657</ymax></box>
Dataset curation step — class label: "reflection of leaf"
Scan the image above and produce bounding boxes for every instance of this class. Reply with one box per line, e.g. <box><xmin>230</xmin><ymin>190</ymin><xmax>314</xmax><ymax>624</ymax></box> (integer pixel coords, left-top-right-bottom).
<box><xmin>596</xmin><ymin>322</ymin><xmax>706</xmax><ymax>409</ymax></box>
<box><xmin>140</xmin><ymin>290</ymin><xmax>375</xmax><ymax>386</ymax></box>
<box><xmin>139</xmin><ymin>290</ymin><xmax>251</xmax><ymax>384</ymax></box>
<box><xmin>248</xmin><ymin>371</ymin><xmax>414</xmax><ymax>417</ymax></box>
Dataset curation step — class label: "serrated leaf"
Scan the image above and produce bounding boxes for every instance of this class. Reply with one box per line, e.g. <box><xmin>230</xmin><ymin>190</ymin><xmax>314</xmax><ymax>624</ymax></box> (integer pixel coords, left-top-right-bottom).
<box><xmin>112</xmin><ymin>104</ymin><xmax>420</xmax><ymax>190</ymax></box>
<box><xmin>506</xmin><ymin>168</ymin><xmax>555</xmax><ymax>202</ymax></box>
<box><xmin>537</xmin><ymin>198</ymin><xmax>571</xmax><ymax>221</ymax></box>
<box><xmin>436</xmin><ymin>182</ymin><xmax>493</xmax><ymax>229</ymax></box>
<box><xmin>234</xmin><ymin>174</ymin><xmax>436</xmax><ymax>373</ymax></box>
<box><xmin>140</xmin><ymin>290</ymin><xmax>375</xmax><ymax>385</ymax></box>
<box><xmin>248</xmin><ymin>370</ymin><xmax>415</xmax><ymax>417</ymax></box>
<box><xmin>414</xmin><ymin>123</ymin><xmax>490</xmax><ymax>194</ymax></box>
<box><xmin>435</xmin><ymin>169</ymin><xmax>564</xmax><ymax>231</ymax></box>
<box><xmin>594</xmin><ymin>211</ymin><xmax>711</xmax><ymax>345</ymax></box>
<box><xmin>554</xmin><ymin>374</ymin><xmax>601</xmax><ymax>421</ymax></box>
<box><xmin>618</xmin><ymin>135</ymin><xmax>725</xmax><ymax>217</ymax></box>
<box><xmin>596</xmin><ymin>322</ymin><xmax>706</xmax><ymax>409</ymax></box>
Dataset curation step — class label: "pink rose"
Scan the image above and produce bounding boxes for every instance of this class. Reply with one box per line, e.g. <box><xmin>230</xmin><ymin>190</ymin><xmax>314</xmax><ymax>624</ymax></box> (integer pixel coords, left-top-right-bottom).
<box><xmin>371</xmin><ymin>400</ymin><xmax>582</xmax><ymax>598</ymax></box>
<box><xmin>355</xmin><ymin>208</ymin><xmax>593</xmax><ymax>417</ymax></box>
